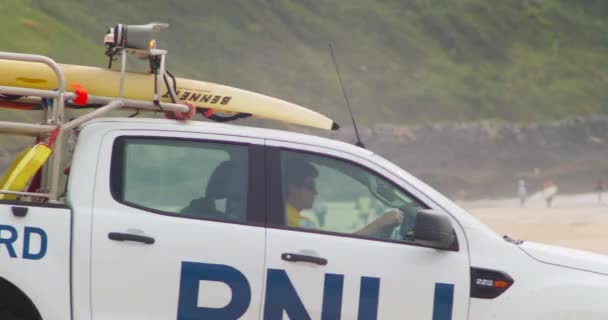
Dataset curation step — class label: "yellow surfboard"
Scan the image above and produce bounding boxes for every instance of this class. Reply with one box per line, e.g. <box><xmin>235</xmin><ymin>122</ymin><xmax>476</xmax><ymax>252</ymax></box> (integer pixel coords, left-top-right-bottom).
<box><xmin>0</xmin><ymin>60</ymin><xmax>338</xmax><ymax>130</ymax></box>
<box><xmin>0</xmin><ymin>143</ymin><xmax>52</xmax><ymax>200</ymax></box>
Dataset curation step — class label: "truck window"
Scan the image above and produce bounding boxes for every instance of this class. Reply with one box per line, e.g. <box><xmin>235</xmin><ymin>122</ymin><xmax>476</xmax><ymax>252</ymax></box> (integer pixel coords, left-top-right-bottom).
<box><xmin>277</xmin><ymin>150</ymin><xmax>428</xmax><ymax>243</ymax></box>
<box><xmin>111</xmin><ymin>137</ymin><xmax>250</xmax><ymax>222</ymax></box>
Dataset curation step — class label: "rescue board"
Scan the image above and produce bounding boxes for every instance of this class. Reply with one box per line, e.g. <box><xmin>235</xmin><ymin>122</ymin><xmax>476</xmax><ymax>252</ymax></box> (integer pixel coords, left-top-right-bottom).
<box><xmin>0</xmin><ymin>60</ymin><xmax>338</xmax><ymax>130</ymax></box>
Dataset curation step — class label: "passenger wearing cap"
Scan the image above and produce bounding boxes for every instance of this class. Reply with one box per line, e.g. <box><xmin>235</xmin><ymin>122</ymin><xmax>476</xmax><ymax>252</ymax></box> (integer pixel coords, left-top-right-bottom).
<box><xmin>283</xmin><ymin>159</ymin><xmax>404</xmax><ymax>237</ymax></box>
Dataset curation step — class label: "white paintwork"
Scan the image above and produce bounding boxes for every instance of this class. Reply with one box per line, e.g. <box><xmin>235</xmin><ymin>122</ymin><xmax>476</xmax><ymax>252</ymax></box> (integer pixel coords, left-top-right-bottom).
<box><xmin>521</xmin><ymin>241</ymin><xmax>608</xmax><ymax>275</ymax></box>
<box><xmin>67</xmin><ymin>119</ymin><xmax>106</xmax><ymax>320</ymax></box>
<box><xmin>263</xmin><ymin>139</ymin><xmax>470</xmax><ymax>319</ymax></box>
<box><xmin>89</xmin><ymin>130</ymin><xmax>266</xmax><ymax>320</ymax></box>
<box><xmin>467</xmin><ymin>250</ymin><xmax>608</xmax><ymax>320</ymax></box>
<box><xmin>0</xmin><ymin>204</ymin><xmax>71</xmax><ymax>320</ymax></box>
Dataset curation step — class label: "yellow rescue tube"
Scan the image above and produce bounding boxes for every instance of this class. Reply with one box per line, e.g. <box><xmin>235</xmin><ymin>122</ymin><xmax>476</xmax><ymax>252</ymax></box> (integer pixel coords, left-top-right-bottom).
<box><xmin>0</xmin><ymin>60</ymin><xmax>338</xmax><ymax>130</ymax></box>
<box><xmin>0</xmin><ymin>144</ymin><xmax>52</xmax><ymax>200</ymax></box>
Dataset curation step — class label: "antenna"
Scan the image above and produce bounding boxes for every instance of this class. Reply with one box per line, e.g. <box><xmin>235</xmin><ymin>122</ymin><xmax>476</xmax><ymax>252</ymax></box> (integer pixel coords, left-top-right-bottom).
<box><xmin>328</xmin><ymin>43</ymin><xmax>364</xmax><ymax>148</ymax></box>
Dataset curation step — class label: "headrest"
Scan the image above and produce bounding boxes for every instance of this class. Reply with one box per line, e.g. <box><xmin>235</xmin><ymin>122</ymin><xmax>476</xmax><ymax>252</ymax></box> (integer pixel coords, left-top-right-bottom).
<box><xmin>205</xmin><ymin>160</ymin><xmax>246</xmax><ymax>200</ymax></box>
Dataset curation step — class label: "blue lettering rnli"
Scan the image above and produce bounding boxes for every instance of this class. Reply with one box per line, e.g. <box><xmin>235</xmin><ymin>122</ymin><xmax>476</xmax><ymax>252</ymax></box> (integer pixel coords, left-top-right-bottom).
<box><xmin>177</xmin><ymin>261</ymin><xmax>454</xmax><ymax>320</ymax></box>
<box><xmin>0</xmin><ymin>225</ymin><xmax>47</xmax><ymax>260</ymax></box>
<box><xmin>177</xmin><ymin>261</ymin><xmax>251</xmax><ymax>319</ymax></box>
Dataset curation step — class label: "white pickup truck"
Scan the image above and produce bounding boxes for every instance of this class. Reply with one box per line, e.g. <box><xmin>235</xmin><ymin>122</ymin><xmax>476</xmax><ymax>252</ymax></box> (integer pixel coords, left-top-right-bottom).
<box><xmin>1</xmin><ymin>116</ymin><xmax>608</xmax><ymax>320</ymax></box>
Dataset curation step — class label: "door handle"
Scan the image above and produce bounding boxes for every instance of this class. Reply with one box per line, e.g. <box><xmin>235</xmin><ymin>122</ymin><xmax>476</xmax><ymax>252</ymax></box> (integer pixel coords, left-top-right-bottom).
<box><xmin>108</xmin><ymin>232</ymin><xmax>155</xmax><ymax>245</ymax></box>
<box><xmin>281</xmin><ymin>253</ymin><xmax>327</xmax><ymax>266</ymax></box>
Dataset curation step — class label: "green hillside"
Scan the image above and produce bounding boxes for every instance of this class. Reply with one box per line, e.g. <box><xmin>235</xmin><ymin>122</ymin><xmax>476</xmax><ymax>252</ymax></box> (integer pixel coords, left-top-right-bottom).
<box><xmin>2</xmin><ymin>0</ymin><xmax>608</xmax><ymax>127</ymax></box>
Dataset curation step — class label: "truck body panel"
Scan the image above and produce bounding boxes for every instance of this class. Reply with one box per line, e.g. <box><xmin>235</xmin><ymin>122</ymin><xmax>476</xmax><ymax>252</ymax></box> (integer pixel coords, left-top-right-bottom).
<box><xmin>0</xmin><ymin>203</ymin><xmax>71</xmax><ymax>320</ymax></box>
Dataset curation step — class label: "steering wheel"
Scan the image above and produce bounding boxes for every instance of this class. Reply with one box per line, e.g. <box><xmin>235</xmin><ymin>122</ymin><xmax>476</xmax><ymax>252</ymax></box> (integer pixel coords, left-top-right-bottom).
<box><xmin>374</xmin><ymin>207</ymin><xmax>413</xmax><ymax>240</ymax></box>
<box><xmin>377</xmin><ymin>222</ymin><xmax>398</xmax><ymax>240</ymax></box>
<box><xmin>372</xmin><ymin>205</ymin><xmax>422</xmax><ymax>240</ymax></box>
<box><xmin>398</xmin><ymin>205</ymin><xmax>419</xmax><ymax>241</ymax></box>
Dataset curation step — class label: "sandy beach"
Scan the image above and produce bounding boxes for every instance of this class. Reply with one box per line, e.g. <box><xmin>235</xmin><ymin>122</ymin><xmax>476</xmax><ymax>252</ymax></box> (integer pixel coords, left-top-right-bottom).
<box><xmin>459</xmin><ymin>192</ymin><xmax>608</xmax><ymax>255</ymax></box>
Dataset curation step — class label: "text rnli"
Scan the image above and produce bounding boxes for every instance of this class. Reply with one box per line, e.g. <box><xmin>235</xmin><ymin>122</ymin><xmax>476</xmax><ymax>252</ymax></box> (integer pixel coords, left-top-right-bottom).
<box><xmin>163</xmin><ymin>90</ymin><xmax>232</xmax><ymax>105</ymax></box>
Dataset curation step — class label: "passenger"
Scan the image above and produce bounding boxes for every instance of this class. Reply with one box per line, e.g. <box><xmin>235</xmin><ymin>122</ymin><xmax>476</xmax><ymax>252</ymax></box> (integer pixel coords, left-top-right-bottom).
<box><xmin>517</xmin><ymin>179</ymin><xmax>527</xmax><ymax>207</ymax></box>
<box><xmin>543</xmin><ymin>180</ymin><xmax>558</xmax><ymax>208</ymax></box>
<box><xmin>283</xmin><ymin>159</ymin><xmax>404</xmax><ymax>237</ymax></box>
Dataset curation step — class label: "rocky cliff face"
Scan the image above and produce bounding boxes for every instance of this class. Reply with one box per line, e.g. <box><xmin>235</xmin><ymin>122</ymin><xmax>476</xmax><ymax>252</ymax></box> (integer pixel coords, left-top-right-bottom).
<box><xmin>327</xmin><ymin>116</ymin><xmax>608</xmax><ymax>199</ymax></box>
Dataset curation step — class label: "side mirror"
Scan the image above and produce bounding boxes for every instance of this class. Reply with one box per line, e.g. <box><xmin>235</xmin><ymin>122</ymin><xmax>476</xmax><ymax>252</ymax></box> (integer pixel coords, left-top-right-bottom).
<box><xmin>413</xmin><ymin>209</ymin><xmax>457</xmax><ymax>250</ymax></box>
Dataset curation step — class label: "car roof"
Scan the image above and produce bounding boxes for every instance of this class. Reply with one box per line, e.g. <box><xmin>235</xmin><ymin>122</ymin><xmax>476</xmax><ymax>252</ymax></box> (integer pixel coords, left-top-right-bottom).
<box><xmin>83</xmin><ymin>117</ymin><xmax>374</xmax><ymax>158</ymax></box>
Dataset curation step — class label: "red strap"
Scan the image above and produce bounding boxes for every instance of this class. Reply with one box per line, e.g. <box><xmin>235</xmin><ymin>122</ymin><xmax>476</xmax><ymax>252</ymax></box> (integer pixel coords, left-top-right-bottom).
<box><xmin>26</xmin><ymin>170</ymin><xmax>42</xmax><ymax>193</ymax></box>
<box><xmin>47</xmin><ymin>127</ymin><xmax>60</xmax><ymax>147</ymax></box>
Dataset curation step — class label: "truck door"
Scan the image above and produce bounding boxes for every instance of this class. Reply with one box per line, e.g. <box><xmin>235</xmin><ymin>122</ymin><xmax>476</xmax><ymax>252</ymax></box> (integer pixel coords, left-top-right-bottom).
<box><xmin>90</xmin><ymin>131</ymin><xmax>266</xmax><ymax>320</ymax></box>
<box><xmin>263</xmin><ymin>142</ymin><xmax>470</xmax><ymax>320</ymax></box>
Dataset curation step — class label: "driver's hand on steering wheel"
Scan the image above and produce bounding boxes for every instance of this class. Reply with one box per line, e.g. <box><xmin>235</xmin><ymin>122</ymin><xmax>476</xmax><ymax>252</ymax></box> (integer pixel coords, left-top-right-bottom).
<box><xmin>355</xmin><ymin>210</ymin><xmax>404</xmax><ymax>237</ymax></box>
<box><xmin>377</xmin><ymin>210</ymin><xmax>404</xmax><ymax>227</ymax></box>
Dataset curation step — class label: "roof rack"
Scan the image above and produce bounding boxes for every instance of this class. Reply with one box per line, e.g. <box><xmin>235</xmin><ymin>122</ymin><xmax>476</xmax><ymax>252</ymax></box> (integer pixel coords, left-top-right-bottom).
<box><xmin>0</xmin><ymin>49</ymin><xmax>189</xmax><ymax>203</ymax></box>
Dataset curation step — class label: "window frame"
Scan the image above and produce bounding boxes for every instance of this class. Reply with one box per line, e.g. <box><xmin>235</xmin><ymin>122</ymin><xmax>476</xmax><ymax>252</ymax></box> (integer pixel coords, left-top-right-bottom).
<box><xmin>266</xmin><ymin>145</ymin><xmax>459</xmax><ymax>251</ymax></box>
<box><xmin>109</xmin><ymin>135</ymin><xmax>266</xmax><ymax>226</ymax></box>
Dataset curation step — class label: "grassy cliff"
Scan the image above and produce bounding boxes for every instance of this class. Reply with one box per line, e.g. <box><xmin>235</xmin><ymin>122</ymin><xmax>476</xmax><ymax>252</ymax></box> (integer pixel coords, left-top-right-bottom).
<box><xmin>1</xmin><ymin>0</ymin><xmax>608</xmax><ymax>127</ymax></box>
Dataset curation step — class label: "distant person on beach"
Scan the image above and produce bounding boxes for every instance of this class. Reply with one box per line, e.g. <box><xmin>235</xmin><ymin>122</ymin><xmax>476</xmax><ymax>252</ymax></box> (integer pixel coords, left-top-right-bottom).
<box><xmin>596</xmin><ymin>178</ymin><xmax>604</xmax><ymax>205</ymax></box>
<box><xmin>517</xmin><ymin>179</ymin><xmax>527</xmax><ymax>206</ymax></box>
<box><xmin>543</xmin><ymin>181</ymin><xmax>558</xmax><ymax>208</ymax></box>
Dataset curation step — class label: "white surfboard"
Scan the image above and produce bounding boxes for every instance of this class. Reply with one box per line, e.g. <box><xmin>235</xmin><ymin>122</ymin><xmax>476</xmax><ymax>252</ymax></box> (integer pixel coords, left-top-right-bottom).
<box><xmin>0</xmin><ymin>60</ymin><xmax>338</xmax><ymax>130</ymax></box>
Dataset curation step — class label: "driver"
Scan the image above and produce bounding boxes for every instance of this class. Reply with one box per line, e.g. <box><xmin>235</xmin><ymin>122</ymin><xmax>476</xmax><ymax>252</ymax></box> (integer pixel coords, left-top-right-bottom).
<box><xmin>284</xmin><ymin>159</ymin><xmax>404</xmax><ymax>237</ymax></box>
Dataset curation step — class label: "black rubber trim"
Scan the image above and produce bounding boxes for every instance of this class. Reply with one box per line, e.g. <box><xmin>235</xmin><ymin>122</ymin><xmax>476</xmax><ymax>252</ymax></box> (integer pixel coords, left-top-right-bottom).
<box><xmin>470</xmin><ymin>267</ymin><xmax>514</xmax><ymax>299</ymax></box>
<box><xmin>331</xmin><ymin>122</ymin><xmax>340</xmax><ymax>130</ymax></box>
<box><xmin>248</xmin><ymin>144</ymin><xmax>266</xmax><ymax>224</ymax></box>
<box><xmin>281</xmin><ymin>253</ymin><xmax>327</xmax><ymax>266</ymax></box>
<box><xmin>11</xmin><ymin>206</ymin><xmax>28</xmax><ymax>217</ymax></box>
<box><xmin>269</xmin><ymin>224</ymin><xmax>455</xmax><ymax>250</ymax></box>
<box><xmin>110</xmin><ymin>137</ymin><xmax>126</xmax><ymax>201</ymax></box>
<box><xmin>266</xmin><ymin>146</ymin><xmax>285</xmax><ymax>226</ymax></box>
